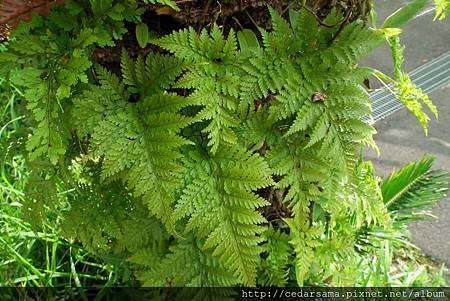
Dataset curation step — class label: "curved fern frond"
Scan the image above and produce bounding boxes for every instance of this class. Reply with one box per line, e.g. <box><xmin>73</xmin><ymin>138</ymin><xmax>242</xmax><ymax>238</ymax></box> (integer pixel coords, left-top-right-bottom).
<box><xmin>387</xmin><ymin>36</ymin><xmax>438</xmax><ymax>134</ymax></box>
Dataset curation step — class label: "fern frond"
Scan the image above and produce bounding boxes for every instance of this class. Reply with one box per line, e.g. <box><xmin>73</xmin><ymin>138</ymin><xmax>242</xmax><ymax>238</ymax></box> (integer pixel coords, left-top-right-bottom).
<box><xmin>284</xmin><ymin>83</ymin><xmax>375</xmax><ymax>174</ymax></box>
<box><xmin>286</xmin><ymin>215</ymin><xmax>324</xmax><ymax>286</ymax></box>
<box><xmin>319</xmin><ymin>22</ymin><xmax>383</xmax><ymax>66</ymax></box>
<box><xmin>395</xmin><ymin>73</ymin><xmax>438</xmax><ymax>135</ymax></box>
<box><xmin>73</xmin><ymin>54</ymin><xmax>192</xmax><ymax>225</ymax></box>
<box><xmin>121</xmin><ymin>51</ymin><xmax>184</xmax><ymax>95</ymax></box>
<box><xmin>238</xmin><ymin>8</ymin><xmax>381</xmax><ymax>174</ymax></box>
<box><xmin>314</xmin><ymin>234</ymin><xmax>360</xmax><ymax>286</ymax></box>
<box><xmin>235</xmin><ymin>109</ymin><xmax>275</xmax><ymax>149</ymax></box>
<box><xmin>262</xmin><ymin>7</ymin><xmax>297</xmax><ymax>57</ymax></box>
<box><xmin>239</xmin><ymin>55</ymin><xmax>295</xmax><ymax>102</ymax></box>
<box><xmin>189</xmin><ymin>90</ymin><xmax>240</xmax><ymax>153</ymax></box>
<box><xmin>346</xmin><ymin>162</ymin><xmax>390</xmax><ymax>228</ymax></box>
<box><xmin>154</xmin><ymin>25</ymin><xmax>241</xmax><ymax>154</ymax></box>
<box><xmin>388</xmin><ymin>36</ymin><xmax>438</xmax><ymax>134</ymax></box>
<box><xmin>10</xmin><ymin>67</ymin><xmax>68</xmax><ymax>164</ymax></box>
<box><xmin>267</xmin><ymin>135</ymin><xmax>327</xmax><ymax>216</ymax></box>
<box><xmin>435</xmin><ymin>0</ymin><xmax>450</xmax><ymax>20</ymax></box>
<box><xmin>258</xmin><ymin>226</ymin><xmax>292</xmax><ymax>286</ymax></box>
<box><xmin>62</xmin><ymin>179</ymin><xmax>167</xmax><ymax>254</ymax></box>
<box><xmin>136</xmin><ymin>235</ymin><xmax>237</xmax><ymax>287</ymax></box>
<box><xmin>155</xmin><ymin>25</ymin><xmax>238</xmax><ymax>64</ymax></box>
<box><xmin>173</xmin><ymin>146</ymin><xmax>273</xmax><ymax>285</ymax></box>
<box><xmin>288</xmin><ymin>9</ymin><xmax>320</xmax><ymax>52</ymax></box>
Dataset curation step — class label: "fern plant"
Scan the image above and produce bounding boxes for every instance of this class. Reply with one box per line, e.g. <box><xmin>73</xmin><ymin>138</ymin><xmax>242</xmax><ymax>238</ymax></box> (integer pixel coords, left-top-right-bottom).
<box><xmin>0</xmin><ymin>0</ymin><xmax>448</xmax><ymax>289</ymax></box>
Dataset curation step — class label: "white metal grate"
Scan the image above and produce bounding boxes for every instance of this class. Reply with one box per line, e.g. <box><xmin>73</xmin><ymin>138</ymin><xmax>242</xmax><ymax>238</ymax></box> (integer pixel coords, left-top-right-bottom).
<box><xmin>362</xmin><ymin>51</ymin><xmax>450</xmax><ymax>125</ymax></box>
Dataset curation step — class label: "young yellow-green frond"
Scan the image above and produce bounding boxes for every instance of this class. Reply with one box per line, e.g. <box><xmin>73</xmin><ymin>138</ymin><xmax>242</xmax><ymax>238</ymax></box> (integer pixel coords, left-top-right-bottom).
<box><xmin>435</xmin><ymin>0</ymin><xmax>450</xmax><ymax>20</ymax></box>
<box><xmin>387</xmin><ymin>36</ymin><xmax>438</xmax><ymax>134</ymax></box>
<box><xmin>395</xmin><ymin>73</ymin><xmax>438</xmax><ymax>135</ymax></box>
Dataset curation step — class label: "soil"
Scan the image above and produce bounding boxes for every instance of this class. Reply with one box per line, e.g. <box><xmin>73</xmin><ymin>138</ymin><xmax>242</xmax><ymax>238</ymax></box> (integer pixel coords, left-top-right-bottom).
<box><xmin>92</xmin><ymin>0</ymin><xmax>370</xmax><ymax>67</ymax></box>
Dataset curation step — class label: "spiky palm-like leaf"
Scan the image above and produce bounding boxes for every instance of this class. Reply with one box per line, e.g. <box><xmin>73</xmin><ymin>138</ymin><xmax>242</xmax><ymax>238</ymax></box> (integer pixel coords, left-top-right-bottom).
<box><xmin>381</xmin><ymin>155</ymin><xmax>449</xmax><ymax>224</ymax></box>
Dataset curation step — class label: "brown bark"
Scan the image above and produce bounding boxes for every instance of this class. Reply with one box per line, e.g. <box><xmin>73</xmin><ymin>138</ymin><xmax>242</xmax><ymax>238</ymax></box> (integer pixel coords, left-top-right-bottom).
<box><xmin>154</xmin><ymin>0</ymin><xmax>372</xmax><ymax>32</ymax></box>
<box><xmin>0</xmin><ymin>0</ymin><xmax>64</xmax><ymax>28</ymax></box>
<box><xmin>306</xmin><ymin>0</ymin><xmax>372</xmax><ymax>21</ymax></box>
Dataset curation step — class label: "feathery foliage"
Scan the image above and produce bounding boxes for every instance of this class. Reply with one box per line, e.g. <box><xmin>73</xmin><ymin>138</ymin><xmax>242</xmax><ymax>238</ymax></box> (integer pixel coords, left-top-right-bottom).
<box><xmin>239</xmin><ymin>8</ymin><xmax>382</xmax><ymax>176</ymax></box>
<box><xmin>155</xmin><ymin>25</ymin><xmax>242</xmax><ymax>154</ymax></box>
<box><xmin>0</xmin><ymin>0</ymin><xmax>448</xmax><ymax>290</ymax></box>
<box><xmin>173</xmin><ymin>146</ymin><xmax>272</xmax><ymax>285</ymax></box>
<box><xmin>73</xmin><ymin>54</ymin><xmax>190</xmax><ymax>225</ymax></box>
<box><xmin>383</xmin><ymin>36</ymin><xmax>438</xmax><ymax>134</ymax></box>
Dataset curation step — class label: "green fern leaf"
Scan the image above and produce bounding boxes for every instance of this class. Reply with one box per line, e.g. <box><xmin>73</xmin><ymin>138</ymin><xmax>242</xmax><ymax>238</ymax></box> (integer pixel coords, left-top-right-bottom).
<box><xmin>258</xmin><ymin>226</ymin><xmax>292</xmax><ymax>286</ymax></box>
<box><xmin>154</xmin><ymin>25</ymin><xmax>242</xmax><ymax>153</ymax></box>
<box><xmin>387</xmin><ymin>36</ymin><xmax>438</xmax><ymax>134</ymax></box>
<box><xmin>173</xmin><ymin>146</ymin><xmax>273</xmax><ymax>285</ymax></box>
<box><xmin>136</xmin><ymin>235</ymin><xmax>237</xmax><ymax>287</ymax></box>
<box><xmin>285</xmin><ymin>215</ymin><xmax>324</xmax><ymax>286</ymax></box>
<box><xmin>267</xmin><ymin>135</ymin><xmax>327</xmax><ymax>216</ymax></box>
<box><xmin>73</xmin><ymin>54</ymin><xmax>192</xmax><ymax>225</ymax></box>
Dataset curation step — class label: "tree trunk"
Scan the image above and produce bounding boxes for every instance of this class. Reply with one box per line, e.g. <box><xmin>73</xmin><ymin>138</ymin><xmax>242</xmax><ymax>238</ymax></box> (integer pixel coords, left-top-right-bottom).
<box><xmin>166</xmin><ymin>0</ymin><xmax>372</xmax><ymax>31</ymax></box>
<box><xmin>307</xmin><ymin>0</ymin><xmax>372</xmax><ymax>21</ymax></box>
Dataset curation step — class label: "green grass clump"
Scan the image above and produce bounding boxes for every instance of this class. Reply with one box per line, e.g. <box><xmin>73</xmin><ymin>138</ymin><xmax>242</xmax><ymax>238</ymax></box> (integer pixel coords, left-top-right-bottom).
<box><xmin>0</xmin><ymin>75</ymin><xmax>129</xmax><ymax>291</ymax></box>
